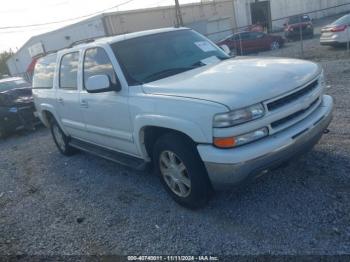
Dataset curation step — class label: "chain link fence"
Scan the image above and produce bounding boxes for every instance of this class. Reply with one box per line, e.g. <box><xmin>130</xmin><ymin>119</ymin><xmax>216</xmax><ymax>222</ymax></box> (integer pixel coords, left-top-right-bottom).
<box><xmin>205</xmin><ymin>3</ymin><xmax>350</xmax><ymax>60</ymax></box>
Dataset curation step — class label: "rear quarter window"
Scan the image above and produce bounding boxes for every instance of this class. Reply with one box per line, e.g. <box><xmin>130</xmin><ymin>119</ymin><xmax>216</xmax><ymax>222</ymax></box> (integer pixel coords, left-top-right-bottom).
<box><xmin>32</xmin><ymin>54</ymin><xmax>57</xmax><ymax>89</ymax></box>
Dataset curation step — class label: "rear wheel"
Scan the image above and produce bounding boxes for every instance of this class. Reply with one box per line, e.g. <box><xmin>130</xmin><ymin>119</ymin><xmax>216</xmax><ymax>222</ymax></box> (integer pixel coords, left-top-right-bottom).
<box><xmin>50</xmin><ymin>118</ymin><xmax>77</xmax><ymax>156</ymax></box>
<box><xmin>153</xmin><ymin>132</ymin><xmax>212</xmax><ymax>209</ymax></box>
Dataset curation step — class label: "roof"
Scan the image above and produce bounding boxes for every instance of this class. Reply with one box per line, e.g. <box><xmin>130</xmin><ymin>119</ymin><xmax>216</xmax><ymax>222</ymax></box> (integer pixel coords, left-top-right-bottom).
<box><xmin>74</xmin><ymin>27</ymin><xmax>189</xmax><ymax>47</ymax></box>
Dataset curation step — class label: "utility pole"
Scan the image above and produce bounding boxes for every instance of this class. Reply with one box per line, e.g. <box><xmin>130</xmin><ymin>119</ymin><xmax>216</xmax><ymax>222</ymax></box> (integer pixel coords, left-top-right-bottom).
<box><xmin>232</xmin><ymin>0</ymin><xmax>238</xmax><ymax>33</ymax></box>
<box><xmin>175</xmin><ymin>0</ymin><xmax>184</xmax><ymax>27</ymax></box>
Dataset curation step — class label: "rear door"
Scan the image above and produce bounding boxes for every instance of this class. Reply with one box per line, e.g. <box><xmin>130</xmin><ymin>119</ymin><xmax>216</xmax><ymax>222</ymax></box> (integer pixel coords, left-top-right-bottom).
<box><xmin>55</xmin><ymin>51</ymin><xmax>86</xmax><ymax>138</ymax></box>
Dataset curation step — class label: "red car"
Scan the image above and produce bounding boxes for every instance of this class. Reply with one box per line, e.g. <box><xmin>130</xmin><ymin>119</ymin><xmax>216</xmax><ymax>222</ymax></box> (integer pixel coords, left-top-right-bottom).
<box><xmin>217</xmin><ymin>31</ymin><xmax>285</xmax><ymax>55</ymax></box>
<box><xmin>284</xmin><ymin>15</ymin><xmax>314</xmax><ymax>40</ymax></box>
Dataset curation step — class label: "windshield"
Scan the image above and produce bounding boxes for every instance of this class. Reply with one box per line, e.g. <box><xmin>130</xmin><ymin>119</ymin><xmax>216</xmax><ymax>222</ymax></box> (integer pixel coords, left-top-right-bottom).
<box><xmin>111</xmin><ymin>29</ymin><xmax>229</xmax><ymax>84</ymax></box>
<box><xmin>0</xmin><ymin>79</ymin><xmax>29</xmax><ymax>92</ymax></box>
<box><xmin>331</xmin><ymin>14</ymin><xmax>350</xmax><ymax>26</ymax></box>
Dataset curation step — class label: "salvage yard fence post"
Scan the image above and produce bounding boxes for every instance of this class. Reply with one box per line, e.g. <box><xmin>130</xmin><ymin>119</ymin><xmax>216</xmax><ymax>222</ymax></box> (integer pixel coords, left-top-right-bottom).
<box><xmin>299</xmin><ymin>15</ymin><xmax>304</xmax><ymax>58</ymax></box>
<box><xmin>347</xmin><ymin>25</ymin><xmax>350</xmax><ymax>54</ymax></box>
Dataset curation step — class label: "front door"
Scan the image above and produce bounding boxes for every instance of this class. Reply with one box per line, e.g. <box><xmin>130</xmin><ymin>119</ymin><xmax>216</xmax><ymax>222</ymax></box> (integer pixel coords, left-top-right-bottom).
<box><xmin>79</xmin><ymin>47</ymin><xmax>138</xmax><ymax>156</ymax></box>
<box><xmin>55</xmin><ymin>51</ymin><xmax>86</xmax><ymax>139</ymax></box>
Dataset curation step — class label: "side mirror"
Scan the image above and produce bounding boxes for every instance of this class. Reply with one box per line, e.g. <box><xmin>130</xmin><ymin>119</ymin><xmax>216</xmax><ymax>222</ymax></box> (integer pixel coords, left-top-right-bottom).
<box><xmin>220</xmin><ymin>44</ymin><xmax>231</xmax><ymax>55</ymax></box>
<box><xmin>85</xmin><ymin>75</ymin><xmax>121</xmax><ymax>93</ymax></box>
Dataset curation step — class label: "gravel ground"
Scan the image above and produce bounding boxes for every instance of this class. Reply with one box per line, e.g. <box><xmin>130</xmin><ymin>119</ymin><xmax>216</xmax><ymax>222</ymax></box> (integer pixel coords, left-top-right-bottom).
<box><xmin>1</xmin><ymin>22</ymin><xmax>350</xmax><ymax>258</ymax></box>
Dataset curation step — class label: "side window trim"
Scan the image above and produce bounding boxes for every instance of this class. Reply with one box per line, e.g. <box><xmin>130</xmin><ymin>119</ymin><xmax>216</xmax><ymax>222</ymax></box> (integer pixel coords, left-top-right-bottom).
<box><xmin>59</xmin><ymin>51</ymin><xmax>80</xmax><ymax>90</ymax></box>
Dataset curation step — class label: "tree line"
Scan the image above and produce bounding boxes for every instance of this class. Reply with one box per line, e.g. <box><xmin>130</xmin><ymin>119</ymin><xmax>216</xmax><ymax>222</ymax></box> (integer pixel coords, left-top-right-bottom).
<box><xmin>0</xmin><ymin>51</ymin><xmax>13</xmax><ymax>78</ymax></box>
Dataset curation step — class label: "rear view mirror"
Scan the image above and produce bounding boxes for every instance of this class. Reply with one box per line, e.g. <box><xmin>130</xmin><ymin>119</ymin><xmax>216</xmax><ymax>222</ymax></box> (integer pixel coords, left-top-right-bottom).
<box><xmin>220</xmin><ymin>45</ymin><xmax>231</xmax><ymax>55</ymax></box>
<box><xmin>86</xmin><ymin>75</ymin><xmax>121</xmax><ymax>93</ymax></box>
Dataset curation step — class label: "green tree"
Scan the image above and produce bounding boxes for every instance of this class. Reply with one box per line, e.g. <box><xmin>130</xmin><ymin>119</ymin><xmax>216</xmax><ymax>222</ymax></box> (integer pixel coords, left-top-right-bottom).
<box><xmin>0</xmin><ymin>50</ymin><xmax>14</xmax><ymax>77</ymax></box>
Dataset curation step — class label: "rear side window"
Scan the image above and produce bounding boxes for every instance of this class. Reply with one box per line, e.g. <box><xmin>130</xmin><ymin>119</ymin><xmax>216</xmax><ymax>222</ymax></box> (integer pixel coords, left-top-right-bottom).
<box><xmin>59</xmin><ymin>52</ymin><xmax>79</xmax><ymax>90</ymax></box>
<box><xmin>83</xmin><ymin>47</ymin><xmax>119</xmax><ymax>88</ymax></box>
<box><xmin>32</xmin><ymin>54</ymin><xmax>57</xmax><ymax>89</ymax></box>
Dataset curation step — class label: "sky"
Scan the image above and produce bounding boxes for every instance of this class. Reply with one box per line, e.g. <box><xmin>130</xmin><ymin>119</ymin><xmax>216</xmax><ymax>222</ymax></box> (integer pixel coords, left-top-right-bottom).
<box><xmin>0</xmin><ymin>0</ymin><xmax>201</xmax><ymax>52</ymax></box>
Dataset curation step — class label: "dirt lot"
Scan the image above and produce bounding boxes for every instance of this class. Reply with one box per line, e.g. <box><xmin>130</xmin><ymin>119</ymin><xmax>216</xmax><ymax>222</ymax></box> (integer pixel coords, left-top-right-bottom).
<box><xmin>1</xmin><ymin>26</ymin><xmax>350</xmax><ymax>257</ymax></box>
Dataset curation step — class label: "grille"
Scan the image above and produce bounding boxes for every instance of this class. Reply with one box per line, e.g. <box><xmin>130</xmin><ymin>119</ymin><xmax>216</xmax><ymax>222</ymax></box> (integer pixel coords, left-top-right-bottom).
<box><xmin>267</xmin><ymin>80</ymin><xmax>319</xmax><ymax>111</ymax></box>
<box><xmin>271</xmin><ymin>97</ymin><xmax>320</xmax><ymax>129</ymax></box>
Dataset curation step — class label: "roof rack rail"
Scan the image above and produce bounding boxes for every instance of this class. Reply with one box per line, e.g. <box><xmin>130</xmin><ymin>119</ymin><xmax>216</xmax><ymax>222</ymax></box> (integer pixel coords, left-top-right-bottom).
<box><xmin>69</xmin><ymin>36</ymin><xmax>105</xmax><ymax>48</ymax></box>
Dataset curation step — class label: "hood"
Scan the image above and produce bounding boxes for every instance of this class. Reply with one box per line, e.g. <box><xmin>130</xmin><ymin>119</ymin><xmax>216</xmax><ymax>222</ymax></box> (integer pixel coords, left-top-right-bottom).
<box><xmin>142</xmin><ymin>57</ymin><xmax>321</xmax><ymax>110</ymax></box>
<box><xmin>0</xmin><ymin>87</ymin><xmax>33</xmax><ymax>107</ymax></box>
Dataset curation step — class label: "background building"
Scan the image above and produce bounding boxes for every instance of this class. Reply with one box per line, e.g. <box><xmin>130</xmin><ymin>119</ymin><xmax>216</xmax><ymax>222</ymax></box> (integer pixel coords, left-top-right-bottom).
<box><xmin>6</xmin><ymin>0</ymin><xmax>350</xmax><ymax>79</ymax></box>
<box><xmin>234</xmin><ymin>0</ymin><xmax>350</xmax><ymax>32</ymax></box>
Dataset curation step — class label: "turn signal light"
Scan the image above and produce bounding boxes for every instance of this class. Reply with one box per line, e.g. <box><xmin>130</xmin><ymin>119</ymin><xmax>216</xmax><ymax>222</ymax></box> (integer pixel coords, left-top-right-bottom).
<box><xmin>213</xmin><ymin>137</ymin><xmax>236</xmax><ymax>148</ymax></box>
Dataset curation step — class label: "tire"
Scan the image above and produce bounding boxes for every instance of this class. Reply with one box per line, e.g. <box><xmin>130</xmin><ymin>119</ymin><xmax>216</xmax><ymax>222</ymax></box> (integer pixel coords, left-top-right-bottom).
<box><xmin>270</xmin><ymin>41</ymin><xmax>280</xmax><ymax>50</ymax></box>
<box><xmin>153</xmin><ymin>132</ymin><xmax>212</xmax><ymax>209</ymax></box>
<box><xmin>50</xmin><ymin>118</ymin><xmax>78</xmax><ymax>156</ymax></box>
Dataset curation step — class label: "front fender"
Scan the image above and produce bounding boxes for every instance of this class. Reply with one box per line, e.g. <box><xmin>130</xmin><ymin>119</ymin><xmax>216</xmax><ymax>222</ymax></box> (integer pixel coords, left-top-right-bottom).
<box><xmin>133</xmin><ymin>114</ymin><xmax>209</xmax><ymax>159</ymax></box>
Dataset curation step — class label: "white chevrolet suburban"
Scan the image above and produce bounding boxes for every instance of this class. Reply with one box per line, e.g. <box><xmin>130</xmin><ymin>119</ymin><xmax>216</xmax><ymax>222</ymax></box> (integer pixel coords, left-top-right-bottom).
<box><xmin>33</xmin><ymin>28</ymin><xmax>333</xmax><ymax>208</ymax></box>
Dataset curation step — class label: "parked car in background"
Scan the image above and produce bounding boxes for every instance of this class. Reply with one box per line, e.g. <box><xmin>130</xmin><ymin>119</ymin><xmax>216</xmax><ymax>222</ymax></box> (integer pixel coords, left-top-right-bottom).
<box><xmin>33</xmin><ymin>28</ymin><xmax>333</xmax><ymax>208</ymax></box>
<box><xmin>217</xmin><ymin>31</ymin><xmax>285</xmax><ymax>55</ymax></box>
<box><xmin>320</xmin><ymin>14</ymin><xmax>350</xmax><ymax>46</ymax></box>
<box><xmin>284</xmin><ymin>15</ymin><xmax>314</xmax><ymax>40</ymax></box>
<box><xmin>0</xmin><ymin>77</ymin><xmax>39</xmax><ymax>138</ymax></box>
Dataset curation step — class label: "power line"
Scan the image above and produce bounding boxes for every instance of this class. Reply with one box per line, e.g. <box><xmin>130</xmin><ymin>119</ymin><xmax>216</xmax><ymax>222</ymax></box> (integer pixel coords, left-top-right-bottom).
<box><xmin>0</xmin><ymin>0</ymin><xmax>136</xmax><ymax>30</ymax></box>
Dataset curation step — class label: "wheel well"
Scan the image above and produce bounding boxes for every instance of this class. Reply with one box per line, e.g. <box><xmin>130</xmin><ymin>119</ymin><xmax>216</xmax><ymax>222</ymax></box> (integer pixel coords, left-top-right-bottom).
<box><xmin>42</xmin><ymin>110</ymin><xmax>55</xmax><ymax>127</ymax></box>
<box><xmin>142</xmin><ymin>126</ymin><xmax>196</xmax><ymax>160</ymax></box>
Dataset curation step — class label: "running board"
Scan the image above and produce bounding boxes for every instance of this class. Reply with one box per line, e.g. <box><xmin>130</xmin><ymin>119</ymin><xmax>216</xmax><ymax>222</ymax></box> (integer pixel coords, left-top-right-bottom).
<box><xmin>69</xmin><ymin>138</ymin><xmax>147</xmax><ymax>171</ymax></box>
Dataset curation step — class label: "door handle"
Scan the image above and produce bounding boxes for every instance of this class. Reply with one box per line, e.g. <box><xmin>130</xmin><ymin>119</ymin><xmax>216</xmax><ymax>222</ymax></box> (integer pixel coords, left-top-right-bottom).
<box><xmin>80</xmin><ymin>100</ymin><xmax>89</xmax><ymax>108</ymax></box>
<box><xmin>57</xmin><ymin>98</ymin><xmax>64</xmax><ymax>104</ymax></box>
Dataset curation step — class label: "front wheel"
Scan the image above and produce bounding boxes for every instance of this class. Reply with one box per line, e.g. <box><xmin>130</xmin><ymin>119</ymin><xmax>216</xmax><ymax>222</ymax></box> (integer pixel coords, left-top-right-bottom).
<box><xmin>153</xmin><ymin>133</ymin><xmax>212</xmax><ymax>209</ymax></box>
<box><xmin>50</xmin><ymin>118</ymin><xmax>78</xmax><ymax>156</ymax></box>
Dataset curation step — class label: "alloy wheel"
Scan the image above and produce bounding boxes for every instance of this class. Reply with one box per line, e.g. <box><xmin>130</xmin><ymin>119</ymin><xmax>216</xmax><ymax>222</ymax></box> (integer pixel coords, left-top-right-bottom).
<box><xmin>52</xmin><ymin>124</ymin><xmax>66</xmax><ymax>151</ymax></box>
<box><xmin>159</xmin><ymin>150</ymin><xmax>191</xmax><ymax>198</ymax></box>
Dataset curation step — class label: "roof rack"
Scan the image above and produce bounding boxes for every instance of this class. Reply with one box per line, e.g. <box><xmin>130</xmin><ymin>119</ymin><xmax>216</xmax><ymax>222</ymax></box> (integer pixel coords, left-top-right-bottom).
<box><xmin>69</xmin><ymin>36</ymin><xmax>106</xmax><ymax>48</ymax></box>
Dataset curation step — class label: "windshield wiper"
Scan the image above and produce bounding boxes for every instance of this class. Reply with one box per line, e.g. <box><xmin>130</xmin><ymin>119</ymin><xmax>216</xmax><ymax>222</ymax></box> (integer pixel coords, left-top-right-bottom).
<box><xmin>143</xmin><ymin>63</ymin><xmax>205</xmax><ymax>83</ymax></box>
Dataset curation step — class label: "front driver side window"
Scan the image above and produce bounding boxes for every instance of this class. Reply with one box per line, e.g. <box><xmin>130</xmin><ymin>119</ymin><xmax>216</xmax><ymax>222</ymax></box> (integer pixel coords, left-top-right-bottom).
<box><xmin>83</xmin><ymin>47</ymin><xmax>119</xmax><ymax>89</ymax></box>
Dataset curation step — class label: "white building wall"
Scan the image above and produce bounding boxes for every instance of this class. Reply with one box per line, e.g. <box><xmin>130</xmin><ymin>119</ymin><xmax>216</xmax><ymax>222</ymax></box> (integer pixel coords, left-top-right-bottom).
<box><xmin>270</xmin><ymin>0</ymin><xmax>350</xmax><ymax>30</ymax></box>
<box><xmin>103</xmin><ymin>0</ymin><xmax>236</xmax><ymax>42</ymax></box>
<box><xmin>233</xmin><ymin>0</ymin><xmax>350</xmax><ymax>30</ymax></box>
<box><xmin>7</xmin><ymin>17</ymin><xmax>106</xmax><ymax>76</ymax></box>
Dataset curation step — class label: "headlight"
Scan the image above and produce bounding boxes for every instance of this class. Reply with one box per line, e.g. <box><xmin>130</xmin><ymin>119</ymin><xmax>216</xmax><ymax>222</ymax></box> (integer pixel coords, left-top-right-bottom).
<box><xmin>213</xmin><ymin>103</ymin><xmax>265</xmax><ymax>128</ymax></box>
<box><xmin>214</xmin><ymin>127</ymin><xmax>269</xmax><ymax>148</ymax></box>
